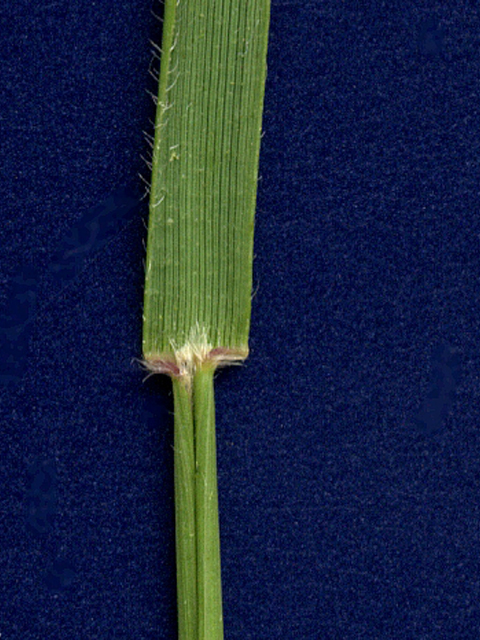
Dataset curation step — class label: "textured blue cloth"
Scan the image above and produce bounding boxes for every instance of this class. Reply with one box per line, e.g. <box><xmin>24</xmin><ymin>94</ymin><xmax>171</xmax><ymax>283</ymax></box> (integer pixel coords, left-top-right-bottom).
<box><xmin>1</xmin><ymin>1</ymin><xmax>480</xmax><ymax>638</ymax></box>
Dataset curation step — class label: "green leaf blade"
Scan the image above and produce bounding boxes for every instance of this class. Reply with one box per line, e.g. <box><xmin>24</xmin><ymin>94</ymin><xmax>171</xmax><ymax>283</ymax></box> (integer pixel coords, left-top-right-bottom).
<box><xmin>143</xmin><ymin>0</ymin><xmax>271</xmax><ymax>361</ymax></box>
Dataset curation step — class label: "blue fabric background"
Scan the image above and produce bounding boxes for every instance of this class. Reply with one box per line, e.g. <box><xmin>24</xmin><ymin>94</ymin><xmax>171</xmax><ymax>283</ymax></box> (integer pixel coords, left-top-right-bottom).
<box><xmin>1</xmin><ymin>1</ymin><xmax>480</xmax><ymax>638</ymax></box>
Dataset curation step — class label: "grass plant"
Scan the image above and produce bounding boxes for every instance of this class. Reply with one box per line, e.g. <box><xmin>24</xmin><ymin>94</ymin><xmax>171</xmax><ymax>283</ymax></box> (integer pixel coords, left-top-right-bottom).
<box><xmin>142</xmin><ymin>2</ymin><xmax>270</xmax><ymax>637</ymax></box>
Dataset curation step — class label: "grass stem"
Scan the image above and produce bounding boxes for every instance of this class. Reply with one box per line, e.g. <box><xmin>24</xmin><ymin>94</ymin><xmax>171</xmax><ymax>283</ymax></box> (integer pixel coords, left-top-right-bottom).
<box><xmin>194</xmin><ymin>366</ymin><xmax>223</xmax><ymax>640</ymax></box>
<box><xmin>172</xmin><ymin>376</ymin><xmax>197</xmax><ymax>639</ymax></box>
